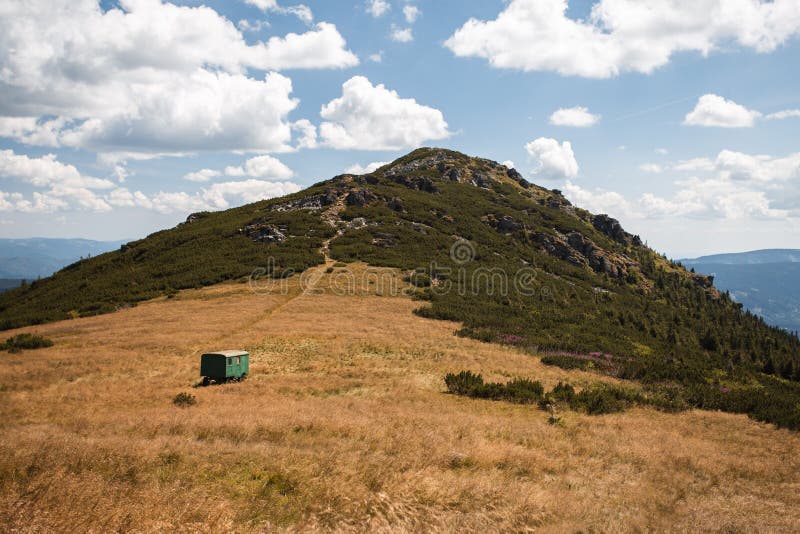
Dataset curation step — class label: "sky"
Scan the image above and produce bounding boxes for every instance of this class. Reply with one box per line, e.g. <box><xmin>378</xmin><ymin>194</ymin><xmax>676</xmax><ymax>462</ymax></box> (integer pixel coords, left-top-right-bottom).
<box><xmin>0</xmin><ymin>0</ymin><xmax>799</xmax><ymax>258</ymax></box>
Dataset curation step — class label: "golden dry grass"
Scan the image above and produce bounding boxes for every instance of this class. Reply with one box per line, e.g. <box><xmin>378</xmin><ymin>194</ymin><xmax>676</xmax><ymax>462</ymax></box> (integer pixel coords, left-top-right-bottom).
<box><xmin>1</xmin><ymin>262</ymin><xmax>800</xmax><ymax>532</ymax></box>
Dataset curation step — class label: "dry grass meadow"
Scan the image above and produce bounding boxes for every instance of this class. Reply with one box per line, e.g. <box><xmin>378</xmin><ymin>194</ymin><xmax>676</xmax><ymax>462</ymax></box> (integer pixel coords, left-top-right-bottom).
<box><xmin>1</xmin><ymin>262</ymin><xmax>800</xmax><ymax>532</ymax></box>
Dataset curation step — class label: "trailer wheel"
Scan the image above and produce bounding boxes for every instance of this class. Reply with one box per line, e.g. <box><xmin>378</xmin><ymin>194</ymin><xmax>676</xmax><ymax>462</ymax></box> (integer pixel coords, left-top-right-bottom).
<box><xmin>202</xmin><ymin>376</ymin><xmax>210</xmax><ymax>387</ymax></box>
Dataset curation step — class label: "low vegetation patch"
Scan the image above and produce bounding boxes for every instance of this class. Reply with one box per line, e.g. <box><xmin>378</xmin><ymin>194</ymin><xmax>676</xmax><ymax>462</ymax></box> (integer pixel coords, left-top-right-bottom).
<box><xmin>1</xmin><ymin>333</ymin><xmax>53</xmax><ymax>353</ymax></box>
<box><xmin>444</xmin><ymin>371</ymin><xmax>544</xmax><ymax>404</ymax></box>
<box><xmin>173</xmin><ymin>392</ymin><xmax>197</xmax><ymax>407</ymax></box>
<box><xmin>446</xmin><ymin>371</ymin><xmax>672</xmax><ymax>417</ymax></box>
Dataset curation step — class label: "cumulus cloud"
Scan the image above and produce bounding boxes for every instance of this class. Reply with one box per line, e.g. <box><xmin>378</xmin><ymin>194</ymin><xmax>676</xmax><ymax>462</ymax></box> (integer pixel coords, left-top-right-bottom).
<box><xmin>639</xmin><ymin>163</ymin><xmax>663</xmax><ymax>173</ymax></box>
<box><xmin>0</xmin><ymin>150</ymin><xmax>118</xmax><ymax>212</ymax></box>
<box><xmin>563</xmin><ymin>181</ymin><xmax>635</xmax><ymax>218</ymax></box>
<box><xmin>223</xmin><ymin>155</ymin><xmax>295</xmax><ymax>180</ymax></box>
<box><xmin>0</xmin><ymin>150</ymin><xmax>113</xmax><ymax>191</ymax></box>
<box><xmin>391</xmin><ymin>26</ymin><xmax>414</xmax><ymax>43</ymax></box>
<box><xmin>367</xmin><ymin>0</ymin><xmax>390</xmax><ymax>17</ymax></box>
<box><xmin>244</xmin><ymin>0</ymin><xmax>313</xmax><ymax>24</ymax></box>
<box><xmin>564</xmin><ymin>149</ymin><xmax>800</xmax><ymax>222</ymax></box>
<box><xmin>183</xmin><ymin>169</ymin><xmax>222</xmax><ymax>183</ymax></box>
<box><xmin>444</xmin><ymin>0</ymin><xmax>800</xmax><ymax>78</ymax></box>
<box><xmin>684</xmin><ymin>94</ymin><xmax>762</xmax><ymax>127</ymax></box>
<box><xmin>403</xmin><ymin>5</ymin><xmax>420</xmax><ymax>23</ymax></box>
<box><xmin>319</xmin><ymin>76</ymin><xmax>451</xmax><ymax>150</ymax></box>
<box><xmin>524</xmin><ymin>138</ymin><xmax>579</xmax><ymax>179</ymax></box>
<box><xmin>0</xmin><ymin>148</ymin><xmax>300</xmax><ymax>214</ymax></box>
<box><xmin>149</xmin><ymin>180</ymin><xmax>301</xmax><ymax>214</ymax></box>
<box><xmin>0</xmin><ymin>1</ymin><xmax>357</xmax><ymax>156</ymax></box>
<box><xmin>549</xmin><ymin>106</ymin><xmax>601</xmax><ymax>127</ymax></box>
<box><xmin>344</xmin><ymin>161</ymin><xmax>390</xmax><ymax>174</ymax></box>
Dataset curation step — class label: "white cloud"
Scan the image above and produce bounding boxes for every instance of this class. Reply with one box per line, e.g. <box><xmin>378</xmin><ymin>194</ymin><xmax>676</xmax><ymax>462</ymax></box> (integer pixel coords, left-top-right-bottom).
<box><xmin>655</xmin><ymin>148</ymin><xmax>669</xmax><ymax>155</ymax></box>
<box><xmin>368</xmin><ymin>52</ymin><xmax>384</xmax><ymax>63</ymax></box>
<box><xmin>183</xmin><ymin>169</ymin><xmax>222</xmax><ymax>183</ymax></box>
<box><xmin>444</xmin><ymin>0</ymin><xmax>800</xmax><ymax>78</ymax></box>
<box><xmin>403</xmin><ymin>5</ymin><xmax>420</xmax><ymax>23</ymax></box>
<box><xmin>367</xmin><ymin>0</ymin><xmax>390</xmax><ymax>17</ymax></box>
<box><xmin>238</xmin><ymin>19</ymin><xmax>269</xmax><ymax>32</ymax></box>
<box><xmin>391</xmin><ymin>26</ymin><xmax>414</xmax><ymax>43</ymax></box>
<box><xmin>189</xmin><ymin>155</ymin><xmax>295</xmax><ymax>183</ymax></box>
<box><xmin>0</xmin><ymin>150</ymin><xmax>113</xmax><ymax>190</ymax></box>
<box><xmin>639</xmin><ymin>163</ymin><xmax>663</xmax><ymax>173</ymax></box>
<box><xmin>565</xmin><ymin>148</ymin><xmax>800</xmax><ymax>222</ymax></box>
<box><xmin>549</xmin><ymin>106</ymin><xmax>601</xmax><ymax>127</ymax></box>
<box><xmin>674</xmin><ymin>157</ymin><xmax>715</xmax><ymax>172</ymax></box>
<box><xmin>0</xmin><ymin>150</ymin><xmax>118</xmax><ymax>212</ymax></box>
<box><xmin>320</xmin><ymin>76</ymin><xmax>451</xmax><ymax>150</ymax></box>
<box><xmin>0</xmin><ymin>1</ymin><xmax>357</xmax><ymax>156</ymax></box>
<box><xmin>150</xmin><ymin>180</ymin><xmax>302</xmax><ymax>214</ymax></box>
<box><xmin>684</xmin><ymin>94</ymin><xmax>762</xmax><ymax>128</ymax></box>
<box><xmin>714</xmin><ymin>150</ymin><xmax>800</xmax><ymax>184</ymax></box>
<box><xmin>291</xmin><ymin>119</ymin><xmax>318</xmax><ymax>150</ymax></box>
<box><xmin>502</xmin><ymin>160</ymin><xmax>515</xmax><ymax>169</ymax></box>
<box><xmin>766</xmin><ymin>109</ymin><xmax>800</xmax><ymax>120</ymax></box>
<box><xmin>524</xmin><ymin>138</ymin><xmax>579</xmax><ymax>179</ymax></box>
<box><xmin>563</xmin><ymin>181</ymin><xmax>635</xmax><ymax>218</ymax></box>
<box><xmin>344</xmin><ymin>161</ymin><xmax>390</xmax><ymax>174</ymax></box>
<box><xmin>224</xmin><ymin>155</ymin><xmax>295</xmax><ymax>180</ymax></box>
<box><xmin>106</xmin><ymin>188</ymin><xmax>152</xmax><ymax>209</ymax></box>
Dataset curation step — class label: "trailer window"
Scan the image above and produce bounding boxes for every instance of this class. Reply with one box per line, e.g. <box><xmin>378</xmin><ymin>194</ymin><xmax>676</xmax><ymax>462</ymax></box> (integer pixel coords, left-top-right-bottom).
<box><xmin>236</xmin><ymin>356</ymin><xmax>241</xmax><ymax>365</ymax></box>
<box><xmin>227</xmin><ymin>357</ymin><xmax>232</xmax><ymax>365</ymax></box>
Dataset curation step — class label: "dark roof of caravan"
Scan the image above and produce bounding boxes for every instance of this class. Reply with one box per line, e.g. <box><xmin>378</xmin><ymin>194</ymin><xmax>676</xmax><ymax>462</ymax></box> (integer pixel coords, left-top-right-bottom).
<box><xmin>202</xmin><ymin>350</ymin><xmax>249</xmax><ymax>358</ymax></box>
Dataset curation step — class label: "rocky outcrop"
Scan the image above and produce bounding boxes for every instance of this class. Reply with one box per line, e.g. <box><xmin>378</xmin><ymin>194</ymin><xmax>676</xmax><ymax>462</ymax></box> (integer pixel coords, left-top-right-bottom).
<box><xmin>592</xmin><ymin>214</ymin><xmax>640</xmax><ymax>247</ymax></box>
<box><xmin>506</xmin><ymin>168</ymin><xmax>531</xmax><ymax>188</ymax></box>
<box><xmin>185</xmin><ymin>212</ymin><xmax>204</xmax><ymax>224</ymax></box>
<box><xmin>534</xmin><ymin>231</ymin><xmax>635</xmax><ymax>278</ymax></box>
<box><xmin>384</xmin><ymin>151</ymin><xmax>450</xmax><ymax>177</ymax></box>
<box><xmin>271</xmin><ymin>189</ymin><xmax>338</xmax><ymax>212</ymax></box>
<box><xmin>240</xmin><ymin>221</ymin><xmax>287</xmax><ymax>243</ymax></box>
<box><xmin>345</xmin><ymin>189</ymin><xmax>377</xmax><ymax>207</ymax></box>
<box><xmin>390</xmin><ymin>174</ymin><xmax>438</xmax><ymax>193</ymax></box>
<box><xmin>445</xmin><ymin>167</ymin><xmax>462</xmax><ymax>181</ymax></box>
<box><xmin>472</xmin><ymin>171</ymin><xmax>490</xmax><ymax>188</ymax></box>
<box><xmin>482</xmin><ymin>214</ymin><xmax>525</xmax><ymax>234</ymax></box>
<box><xmin>387</xmin><ymin>197</ymin><xmax>405</xmax><ymax>212</ymax></box>
<box><xmin>691</xmin><ymin>272</ymin><xmax>715</xmax><ymax>289</ymax></box>
<box><xmin>534</xmin><ymin>232</ymin><xmax>587</xmax><ymax>267</ymax></box>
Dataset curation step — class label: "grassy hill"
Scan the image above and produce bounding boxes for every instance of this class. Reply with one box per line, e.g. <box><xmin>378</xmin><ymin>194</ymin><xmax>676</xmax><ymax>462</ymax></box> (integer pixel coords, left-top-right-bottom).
<box><xmin>1</xmin><ymin>269</ymin><xmax>799</xmax><ymax>531</ymax></box>
<box><xmin>1</xmin><ymin>148</ymin><xmax>799</xmax><ymax>429</ymax></box>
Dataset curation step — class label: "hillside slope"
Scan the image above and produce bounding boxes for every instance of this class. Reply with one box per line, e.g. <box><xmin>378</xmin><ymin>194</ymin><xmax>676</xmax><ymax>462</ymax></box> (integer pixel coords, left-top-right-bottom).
<box><xmin>682</xmin><ymin>250</ymin><xmax>800</xmax><ymax>332</ymax></box>
<box><xmin>1</xmin><ymin>272</ymin><xmax>799</xmax><ymax>531</ymax></box>
<box><xmin>1</xmin><ymin>148</ymin><xmax>799</xmax><ymax>428</ymax></box>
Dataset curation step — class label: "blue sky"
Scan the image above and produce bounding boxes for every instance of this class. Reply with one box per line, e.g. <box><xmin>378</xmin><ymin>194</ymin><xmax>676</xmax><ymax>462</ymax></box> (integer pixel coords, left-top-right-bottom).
<box><xmin>1</xmin><ymin>0</ymin><xmax>799</xmax><ymax>258</ymax></box>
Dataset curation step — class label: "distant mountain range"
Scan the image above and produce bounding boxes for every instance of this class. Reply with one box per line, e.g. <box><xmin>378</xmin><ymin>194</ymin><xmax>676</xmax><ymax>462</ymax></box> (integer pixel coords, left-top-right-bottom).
<box><xmin>681</xmin><ymin>249</ymin><xmax>800</xmax><ymax>332</ymax></box>
<box><xmin>0</xmin><ymin>238</ymin><xmax>126</xmax><ymax>279</ymax></box>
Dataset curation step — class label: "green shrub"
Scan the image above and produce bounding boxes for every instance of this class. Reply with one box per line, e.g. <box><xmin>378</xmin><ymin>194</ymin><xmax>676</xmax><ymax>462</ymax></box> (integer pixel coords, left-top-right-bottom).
<box><xmin>444</xmin><ymin>371</ymin><xmax>544</xmax><ymax>404</ymax></box>
<box><xmin>444</xmin><ymin>370</ymin><xmax>484</xmax><ymax>395</ymax></box>
<box><xmin>573</xmin><ymin>384</ymin><xmax>643</xmax><ymax>415</ymax></box>
<box><xmin>172</xmin><ymin>392</ymin><xmax>197</xmax><ymax>407</ymax></box>
<box><xmin>2</xmin><ymin>333</ymin><xmax>53</xmax><ymax>352</ymax></box>
<box><xmin>540</xmin><ymin>355</ymin><xmax>593</xmax><ymax>371</ymax></box>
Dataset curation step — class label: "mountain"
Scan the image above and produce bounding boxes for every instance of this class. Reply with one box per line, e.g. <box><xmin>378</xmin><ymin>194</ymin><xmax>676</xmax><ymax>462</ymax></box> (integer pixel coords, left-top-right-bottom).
<box><xmin>1</xmin><ymin>148</ymin><xmax>798</xmax><ymax>429</ymax></box>
<box><xmin>682</xmin><ymin>250</ymin><xmax>800</xmax><ymax>332</ymax></box>
<box><xmin>0</xmin><ymin>237</ymin><xmax>126</xmax><ymax>278</ymax></box>
<box><xmin>682</xmin><ymin>249</ymin><xmax>800</xmax><ymax>265</ymax></box>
